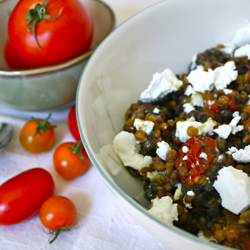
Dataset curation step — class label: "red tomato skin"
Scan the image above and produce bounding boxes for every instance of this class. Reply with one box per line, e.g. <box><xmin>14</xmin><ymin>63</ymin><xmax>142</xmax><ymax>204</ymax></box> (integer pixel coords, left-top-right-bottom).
<box><xmin>68</xmin><ymin>105</ymin><xmax>81</xmax><ymax>141</ymax></box>
<box><xmin>53</xmin><ymin>142</ymin><xmax>88</xmax><ymax>179</ymax></box>
<box><xmin>0</xmin><ymin>168</ymin><xmax>54</xmax><ymax>225</ymax></box>
<box><xmin>175</xmin><ymin>136</ymin><xmax>218</xmax><ymax>186</ymax></box>
<box><xmin>4</xmin><ymin>40</ymin><xmax>28</xmax><ymax>70</ymax></box>
<box><xmin>7</xmin><ymin>0</ymin><xmax>93</xmax><ymax>68</ymax></box>
<box><xmin>39</xmin><ymin>196</ymin><xmax>77</xmax><ymax>230</ymax></box>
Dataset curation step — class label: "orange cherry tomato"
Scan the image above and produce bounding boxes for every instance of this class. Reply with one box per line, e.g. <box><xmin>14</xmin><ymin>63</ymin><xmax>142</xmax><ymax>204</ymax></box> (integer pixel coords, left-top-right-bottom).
<box><xmin>53</xmin><ymin>140</ymin><xmax>88</xmax><ymax>179</ymax></box>
<box><xmin>39</xmin><ymin>196</ymin><xmax>77</xmax><ymax>243</ymax></box>
<box><xmin>19</xmin><ymin>113</ymin><xmax>56</xmax><ymax>153</ymax></box>
<box><xmin>175</xmin><ymin>136</ymin><xmax>218</xmax><ymax>186</ymax></box>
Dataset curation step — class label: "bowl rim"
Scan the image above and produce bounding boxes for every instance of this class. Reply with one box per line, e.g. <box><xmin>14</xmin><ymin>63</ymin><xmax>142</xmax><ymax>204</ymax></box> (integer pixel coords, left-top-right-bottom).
<box><xmin>0</xmin><ymin>0</ymin><xmax>115</xmax><ymax>77</ymax></box>
<box><xmin>76</xmin><ymin>0</ymin><xmax>234</xmax><ymax>249</ymax></box>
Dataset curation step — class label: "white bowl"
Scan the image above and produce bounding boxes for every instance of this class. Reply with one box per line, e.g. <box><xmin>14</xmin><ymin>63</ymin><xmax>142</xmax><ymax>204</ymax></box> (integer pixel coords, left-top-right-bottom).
<box><xmin>77</xmin><ymin>0</ymin><xmax>250</xmax><ymax>249</ymax></box>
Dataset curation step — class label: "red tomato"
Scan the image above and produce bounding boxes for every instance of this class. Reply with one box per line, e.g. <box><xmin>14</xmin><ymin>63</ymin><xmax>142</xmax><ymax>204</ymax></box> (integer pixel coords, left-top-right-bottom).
<box><xmin>204</xmin><ymin>90</ymin><xmax>241</xmax><ymax>119</ymax></box>
<box><xmin>0</xmin><ymin>168</ymin><xmax>54</xmax><ymax>225</ymax></box>
<box><xmin>7</xmin><ymin>0</ymin><xmax>93</xmax><ymax>69</ymax></box>
<box><xmin>4</xmin><ymin>40</ymin><xmax>28</xmax><ymax>70</ymax></box>
<box><xmin>175</xmin><ymin>136</ymin><xmax>218</xmax><ymax>186</ymax></box>
<box><xmin>19</xmin><ymin>114</ymin><xmax>56</xmax><ymax>153</ymax></box>
<box><xmin>68</xmin><ymin>105</ymin><xmax>81</xmax><ymax>141</ymax></box>
<box><xmin>53</xmin><ymin>141</ymin><xmax>88</xmax><ymax>179</ymax></box>
<box><xmin>39</xmin><ymin>196</ymin><xmax>77</xmax><ymax>243</ymax></box>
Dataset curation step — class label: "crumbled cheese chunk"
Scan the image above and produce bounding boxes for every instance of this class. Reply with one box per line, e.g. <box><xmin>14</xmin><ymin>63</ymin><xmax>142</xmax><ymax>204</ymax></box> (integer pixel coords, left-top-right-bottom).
<box><xmin>213</xmin><ymin>124</ymin><xmax>232</xmax><ymax>139</ymax></box>
<box><xmin>191</xmin><ymin>92</ymin><xmax>204</xmax><ymax>107</ymax></box>
<box><xmin>174</xmin><ymin>183</ymin><xmax>183</xmax><ymax>201</ymax></box>
<box><xmin>187</xmin><ymin>62</ymin><xmax>237</xmax><ymax>93</ymax></box>
<box><xmin>134</xmin><ymin>118</ymin><xmax>154</xmax><ymax>135</ymax></box>
<box><xmin>175</xmin><ymin>117</ymin><xmax>217</xmax><ymax>143</ymax></box>
<box><xmin>231</xmin><ymin>22</ymin><xmax>250</xmax><ymax>47</ymax></box>
<box><xmin>148</xmin><ymin>196</ymin><xmax>178</xmax><ymax>225</ymax></box>
<box><xmin>184</xmin><ymin>86</ymin><xmax>204</xmax><ymax>107</ymax></box>
<box><xmin>182</xmin><ymin>146</ymin><xmax>189</xmax><ymax>153</ymax></box>
<box><xmin>213</xmin><ymin>113</ymin><xmax>243</xmax><ymax>139</ymax></box>
<box><xmin>184</xmin><ymin>85</ymin><xmax>196</xmax><ymax>96</ymax></box>
<box><xmin>187</xmin><ymin>191</ymin><xmax>195</xmax><ymax>196</ymax></box>
<box><xmin>223</xmin><ymin>89</ymin><xmax>233</xmax><ymax>95</ymax></box>
<box><xmin>213</xmin><ymin>166</ymin><xmax>250</xmax><ymax>214</ymax></box>
<box><xmin>140</xmin><ymin>69</ymin><xmax>183</xmax><ymax>102</ymax></box>
<box><xmin>199</xmin><ymin>152</ymin><xmax>207</xmax><ymax>160</ymax></box>
<box><xmin>187</xmin><ymin>65</ymin><xmax>214</xmax><ymax>93</ymax></box>
<box><xmin>235</xmin><ymin>44</ymin><xmax>250</xmax><ymax>59</ymax></box>
<box><xmin>183</xmin><ymin>103</ymin><xmax>195</xmax><ymax>114</ymax></box>
<box><xmin>146</xmin><ymin>171</ymin><xmax>160</xmax><ymax>182</ymax></box>
<box><xmin>198</xmin><ymin>231</ymin><xmax>217</xmax><ymax>243</ymax></box>
<box><xmin>213</xmin><ymin>61</ymin><xmax>238</xmax><ymax>90</ymax></box>
<box><xmin>113</xmin><ymin>131</ymin><xmax>152</xmax><ymax>171</ymax></box>
<box><xmin>227</xmin><ymin>145</ymin><xmax>250</xmax><ymax>163</ymax></box>
<box><xmin>190</xmin><ymin>54</ymin><xmax>197</xmax><ymax>70</ymax></box>
<box><xmin>153</xmin><ymin>107</ymin><xmax>160</xmax><ymax>114</ymax></box>
<box><xmin>156</xmin><ymin>141</ymin><xmax>171</xmax><ymax>161</ymax></box>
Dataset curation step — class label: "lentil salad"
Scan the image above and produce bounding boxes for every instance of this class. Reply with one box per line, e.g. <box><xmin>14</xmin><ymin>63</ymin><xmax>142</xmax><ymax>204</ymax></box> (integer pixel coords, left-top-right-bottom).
<box><xmin>113</xmin><ymin>25</ymin><xmax>250</xmax><ymax>249</ymax></box>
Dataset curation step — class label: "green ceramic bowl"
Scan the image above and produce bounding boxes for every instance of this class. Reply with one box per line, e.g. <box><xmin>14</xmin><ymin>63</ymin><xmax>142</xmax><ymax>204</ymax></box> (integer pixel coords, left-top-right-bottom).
<box><xmin>0</xmin><ymin>0</ymin><xmax>115</xmax><ymax>111</ymax></box>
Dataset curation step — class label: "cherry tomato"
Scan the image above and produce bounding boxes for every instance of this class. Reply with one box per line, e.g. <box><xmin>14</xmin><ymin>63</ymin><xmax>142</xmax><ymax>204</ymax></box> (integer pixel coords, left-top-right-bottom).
<box><xmin>39</xmin><ymin>196</ymin><xmax>77</xmax><ymax>243</ymax></box>
<box><xmin>204</xmin><ymin>90</ymin><xmax>241</xmax><ymax>119</ymax></box>
<box><xmin>6</xmin><ymin>0</ymin><xmax>93</xmax><ymax>69</ymax></box>
<box><xmin>53</xmin><ymin>140</ymin><xmax>88</xmax><ymax>179</ymax></box>
<box><xmin>4</xmin><ymin>40</ymin><xmax>28</xmax><ymax>70</ymax></box>
<box><xmin>0</xmin><ymin>168</ymin><xmax>54</xmax><ymax>225</ymax></box>
<box><xmin>175</xmin><ymin>136</ymin><xmax>218</xmax><ymax>186</ymax></box>
<box><xmin>19</xmin><ymin>113</ymin><xmax>56</xmax><ymax>153</ymax></box>
<box><xmin>68</xmin><ymin>105</ymin><xmax>81</xmax><ymax>141</ymax></box>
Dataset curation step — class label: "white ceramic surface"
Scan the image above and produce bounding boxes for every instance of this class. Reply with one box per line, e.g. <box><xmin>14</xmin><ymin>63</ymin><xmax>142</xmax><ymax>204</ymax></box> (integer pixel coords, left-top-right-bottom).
<box><xmin>77</xmin><ymin>0</ymin><xmax>250</xmax><ymax>249</ymax></box>
<box><xmin>0</xmin><ymin>0</ymin><xmax>115</xmax><ymax>111</ymax></box>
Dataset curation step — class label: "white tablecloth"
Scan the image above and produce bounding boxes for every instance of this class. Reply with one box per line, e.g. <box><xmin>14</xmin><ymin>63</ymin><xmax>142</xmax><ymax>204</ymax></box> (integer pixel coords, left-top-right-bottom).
<box><xmin>0</xmin><ymin>1</ymin><xmax>172</xmax><ymax>249</ymax></box>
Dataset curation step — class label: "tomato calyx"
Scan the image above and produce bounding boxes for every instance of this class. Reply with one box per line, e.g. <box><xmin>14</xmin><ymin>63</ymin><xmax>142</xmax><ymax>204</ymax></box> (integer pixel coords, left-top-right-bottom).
<box><xmin>32</xmin><ymin>113</ymin><xmax>56</xmax><ymax>136</ymax></box>
<box><xmin>26</xmin><ymin>0</ymin><xmax>63</xmax><ymax>49</ymax></box>
<box><xmin>68</xmin><ymin>140</ymin><xmax>85</xmax><ymax>161</ymax></box>
<box><xmin>43</xmin><ymin>222</ymin><xmax>78</xmax><ymax>244</ymax></box>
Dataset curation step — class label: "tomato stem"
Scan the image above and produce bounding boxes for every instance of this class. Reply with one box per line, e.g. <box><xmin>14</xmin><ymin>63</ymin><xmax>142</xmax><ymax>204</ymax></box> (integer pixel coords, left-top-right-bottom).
<box><xmin>68</xmin><ymin>140</ymin><xmax>85</xmax><ymax>161</ymax></box>
<box><xmin>32</xmin><ymin>113</ymin><xmax>56</xmax><ymax>136</ymax></box>
<box><xmin>43</xmin><ymin>222</ymin><xmax>78</xmax><ymax>244</ymax></box>
<box><xmin>26</xmin><ymin>0</ymin><xmax>63</xmax><ymax>49</ymax></box>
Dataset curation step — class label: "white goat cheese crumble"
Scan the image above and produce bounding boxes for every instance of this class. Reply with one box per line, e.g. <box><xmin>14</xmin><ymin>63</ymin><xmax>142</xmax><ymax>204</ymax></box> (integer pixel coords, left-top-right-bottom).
<box><xmin>227</xmin><ymin>145</ymin><xmax>250</xmax><ymax>163</ymax></box>
<box><xmin>113</xmin><ymin>131</ymin><xmax>152</xmax><ymax>171</ymax></box>
<box><xmin>146</xmin><ymin>171</ymin><xmax>160</xmax><ymax>182</ymax></box>
<box><xmin>148</xmin><ymin>196</ymin><xmax>178</xmax><ymax>225</ymax></box>
<box><xmin>140</xmin><ymin>68</ymin><xmax>182</xmax><ymax>102</ymax></box>
<box><xmin>187</xmin><ymin>62</ymin><xmax>237</xmax><ymax>93</ymax></box>
<box><xmin>175</xmin><ymin>117</ymin><xmax>217</xmax><ymax>143</ymax></box>
<box><xmin>235</xmin><ymin>44</ymin><xmax>250</xmax><ymax>59</ymax></box>
<box><xmin>156</xmin><ymin>141</ymin><xmax>171</xmax><ymax>161</ymax></box>
<box><xmin>213</xmin><ymin>61</ymin><xmax>238</xmax><ymax>90</ymax></box>
<box><xmin>153</xmin><ymin>107</ymin><xmax>160</xmax><ymax>114</ymax></box>
<box><xmin>187</xmin><ymin>65</ymin><xmax>214</xmax><ymax>93</ymax></box>
<box><xmin>213</xmin><ymin>112</ymin><xmax>243</xmax><ymax>139</ymax></box>
<box><xmin>134</xmin><ymin>118</ymin><xmax>154</xmax><ymax>135</ymax></box>
<box><xmin>183</xmin><ymin>103</ymin><xmax>195</xmax><ymax>114</ymax></box>
<box><xmin>182</xmin><ymin>146</ymin><xmax>189</xmax><ymax>153</ymax></box>
<box><xmin>184</xmin><ymin>85</ymin><xmax>204</xmax><ymax>107</ymax></box>
<box><xmin>213</xmin><ymin>166</ymin><xmax>250</xmax><ymax>214</ymax></box>
<box><xmin>174</xmin><ymin>183</ymin><xmax>183</xmax><ymax>201</ymax></box>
